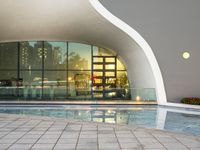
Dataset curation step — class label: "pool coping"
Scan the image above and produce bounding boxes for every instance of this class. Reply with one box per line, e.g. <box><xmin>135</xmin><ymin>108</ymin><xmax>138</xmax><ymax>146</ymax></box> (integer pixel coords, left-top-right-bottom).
<box><xmin>0</xmin><ymin>100</ymin><xmax>157</xmax><ymax>105</ymax></box>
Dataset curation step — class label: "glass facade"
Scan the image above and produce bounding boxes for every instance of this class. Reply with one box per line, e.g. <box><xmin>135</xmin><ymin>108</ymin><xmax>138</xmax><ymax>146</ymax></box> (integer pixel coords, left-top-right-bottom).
<box><xmin>0</xmin><ymin>41</ymin><xmax>132</xmax><ymax>100</ymax></box>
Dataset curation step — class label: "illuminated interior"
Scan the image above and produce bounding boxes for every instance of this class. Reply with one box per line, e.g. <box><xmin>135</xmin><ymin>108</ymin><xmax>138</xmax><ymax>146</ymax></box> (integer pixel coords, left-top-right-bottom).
<box><xmin>0</xmin><ymin>41</ymin><xmax>131</xmax><ymax>100</ymax></box>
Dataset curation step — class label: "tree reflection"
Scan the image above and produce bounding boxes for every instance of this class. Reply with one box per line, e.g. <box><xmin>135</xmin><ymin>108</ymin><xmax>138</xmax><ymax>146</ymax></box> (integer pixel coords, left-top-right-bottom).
<box><xmin>68</xmin><ymin>52</ymin><xmax>89</xmax><ymax>70</ymax></box>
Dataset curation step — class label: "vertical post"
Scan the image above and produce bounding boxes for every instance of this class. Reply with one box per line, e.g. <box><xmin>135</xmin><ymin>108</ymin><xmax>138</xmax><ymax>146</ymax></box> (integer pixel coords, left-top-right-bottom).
<box><xmin>91</xmin><ymin>45</ymin><xmax>94</xmax><ymax>100</ymax></box>
<box><xmin>66</xmin><ymin>42</ymin><xmax>69</xmax><ymax>99</ymax></box>
<box><xmin>17</xmin><ymin>42</ymin><xmax>20</xmax><ymax>100</ymax></box>
<box><xmin>42</xmin><ymin>41</ymin><xmax>44</xmax><ymax>99</ymax></box>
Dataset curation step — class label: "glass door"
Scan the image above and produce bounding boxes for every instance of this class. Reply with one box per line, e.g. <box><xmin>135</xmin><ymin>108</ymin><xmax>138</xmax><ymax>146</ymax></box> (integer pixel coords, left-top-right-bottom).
<box><xmin>92</xmin><ymin>56</ymin><xmax>117</xmax><ymax>99</ymax></box>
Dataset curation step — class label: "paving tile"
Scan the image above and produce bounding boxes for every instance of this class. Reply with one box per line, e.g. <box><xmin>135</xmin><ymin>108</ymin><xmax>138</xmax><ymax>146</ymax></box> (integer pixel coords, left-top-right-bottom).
<box><xmin>37</xmin><ymin>138</ymin><xmax>58</xmax><ymax>144</ymax></box>
<box><xmin>98</xmin><ymin>133</ymin><xmax>116</xmax><ymax>138</ymax></box>
<box><xmin>161</xmin><ymin>142</ymin><xmax>189</xmax><ymax>149</ymax></box>
<box><xmin>142</xmin><ymin>142</ymin><xmax>165</xmax><ymax>149</ymax></box>
<box><xmin>17</xmin><ymin>138</ymin><xmax>38</xmax><ymax>144</ymax></box>
<box><xmin>54</xmin><ymin>144</ymin><xmax>76</xmax><ymax>150</ymax></box>
<box><xmin>0</xmin><ymin>144</ymin><xmax>11</xmax><ymax>149</ymax></box>
<box><xmin>0</xmin><ymin>138</ymin><xmax>18</xmax><ymax>144</ymax></box>
<box><xmin>79</xmin><ymin>133</ymin><xmax>97</xmax><ymax>138</ymax></box>
<box><xmin>137</xmin><ymin>137</ymin><xmax>159</xmax><ymax>144</ymax></box>
<box><xmin>23</xmin><ymin>134</ymin><xmax>42</xmax><ymax>139</ymax></box>
<box><xmin>99</xmin><ymin>137</ymin><xmax>118</xmax><ymax>143</ymax></box>
<box><xmin>99</xmin><ymin>142</ymin><xmax>120</xmax><ymax>149</ymax></box>
<box><xmin>0</xmin><ymin>114</ymin><xmax>199</xmax><ymax>150</ymax></box>
<box><xmin>57</xmin><ymin>138</ymin><xmax>77</xmax><ymax>144</ymax></box>
<box><xmin>116</xmin><ymin>133</ymin><xmax>134</xmax><ymax>138</ymax></box>
<box><xmin>41</xmin><ymin>134</ymin><xmax>60</xmax><ymax>139</ymax></box>
<box><xmin>31</xmin><ymin>143</ymin><xmax>55</xmax><ymax>149</ymax></box>
<box><xmin>77</xmin><ymin>142</ymin><xmax>98</xmax><ymax>150</ymax></box>
<box><xmin>8</xmin><ymin>144</ymin><xmax>33</xmax><ymax>150</ymax></box>
<box><xmin>118</xmin><ymin>137</ymin><xmax>138</xmax><ymax>143</ymax></box>
<box><xmin>133</xmin><ymin>131</ymin><xmax>153</xmax><ymax>138</ymax></box>
<box><xmin>78</xmin><ymin>138</ymin><xmax>97</xmax><ymax>143</ymax></box>
<box><xmin>120</xmin><ymin>142</ymin><xmax>142</xmax><ymax>149</ymax></box>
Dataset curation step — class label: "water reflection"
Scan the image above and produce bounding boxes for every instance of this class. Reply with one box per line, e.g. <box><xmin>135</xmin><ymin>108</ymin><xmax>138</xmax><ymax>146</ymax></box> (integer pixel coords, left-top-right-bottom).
<box><xmin>0</xmin><ymin>105</ymin><xmax>199</xmax><ymax>135</ymax></box>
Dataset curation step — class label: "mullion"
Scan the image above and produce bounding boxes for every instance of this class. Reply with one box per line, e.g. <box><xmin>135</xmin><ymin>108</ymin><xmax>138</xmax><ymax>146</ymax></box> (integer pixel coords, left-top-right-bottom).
<box><xmin>66</xmin><ymin>42</ymin><xmax>68</xmax><ymax>99</ymax></box>
<box><xmin>42</xmin><ymin>41</ymin><xmax>44</xmax><ymax>99</ymax></box>
<box><xmin>17</xmin><ymin>42</ymin><xmax>20</xmax><ymax>98</ymax></box>
<box><xmin>91</xmin><ymin>45</ymin><xmax>94</xmax><ymax>100</ymax></box>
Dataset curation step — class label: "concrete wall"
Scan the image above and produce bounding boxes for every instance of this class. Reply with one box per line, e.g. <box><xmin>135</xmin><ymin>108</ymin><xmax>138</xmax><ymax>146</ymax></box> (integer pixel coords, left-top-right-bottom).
<box><xmin>101</xmin><ymin>0</ymin><xmax>200</xmax><ymax>102</ymax></box>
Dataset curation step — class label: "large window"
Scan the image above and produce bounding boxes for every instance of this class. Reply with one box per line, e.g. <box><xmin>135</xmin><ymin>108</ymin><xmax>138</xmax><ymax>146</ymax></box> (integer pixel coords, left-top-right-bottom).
<box><xmin>0</xmin><ymin>41</ymin><xmax>130</xmax><ymax>100</ymax></box>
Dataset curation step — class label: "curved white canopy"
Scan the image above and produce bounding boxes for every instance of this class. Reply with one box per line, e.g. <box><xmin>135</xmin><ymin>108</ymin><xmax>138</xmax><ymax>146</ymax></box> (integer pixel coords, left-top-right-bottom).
<box><xmin>0</xmin><ymin>0</ymin><xmax>166</xmax><ymax>104</ymax></box>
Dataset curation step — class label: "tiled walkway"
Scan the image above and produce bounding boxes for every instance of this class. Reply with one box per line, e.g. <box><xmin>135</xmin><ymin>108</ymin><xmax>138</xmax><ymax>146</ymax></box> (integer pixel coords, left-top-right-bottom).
<box><xmin>0</xmin><ymin>114</ymin><xmax>199</xmax><ymax>150</ymax></box>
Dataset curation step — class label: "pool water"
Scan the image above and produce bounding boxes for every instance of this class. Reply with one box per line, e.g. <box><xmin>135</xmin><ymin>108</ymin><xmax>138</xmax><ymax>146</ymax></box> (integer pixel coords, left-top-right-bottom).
<box><xmin>0</xmin><ymin>105</ymin><xmax>199</xmax><ymax>136</ymax></box>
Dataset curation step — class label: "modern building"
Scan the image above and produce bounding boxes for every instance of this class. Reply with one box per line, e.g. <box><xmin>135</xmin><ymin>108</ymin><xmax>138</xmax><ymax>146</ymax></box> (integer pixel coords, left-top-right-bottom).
<box><xmin>0</xmin><ymin>0</ymin><xmax>200</xmax><ymax>106</ymax></box>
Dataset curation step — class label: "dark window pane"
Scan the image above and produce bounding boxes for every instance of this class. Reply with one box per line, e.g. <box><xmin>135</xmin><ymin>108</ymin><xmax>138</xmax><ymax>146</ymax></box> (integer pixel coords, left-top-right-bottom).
<box><xmin>43</xmin><ymin>71</ymin><xmax>66</xmax><ymax>99</ymax></box>
<box><xmin>68</xmin><ymin>43</ymin><xmax>91</xmax><ymax>70</ymax></box>
<box><xmin>0</xmin><ymin>42</ymin><xmax>18</xmax><ymax>69</ymax></box>
<box><xmin>68</xmin><ymin>71</ymin><xmax>91</xmax><ymax>99</ymax></box>
<box><xmin>44</xmin><ymin>42</ymin><xmax>67</xmax><ymax>70</ymax></box>
<box><xmin>0</xmin><ymin>71</ymin><xmax>18</xmax><ymax>99</ymax></box>
<box><xmin>19</xmin><ymin>71</ymin><xmax>42</xmax><ymax>99</ymax></box>
<box><xmin>20</xmin><ymin>42</ymin><xmax>42</xmax><ymax>70</ymax></box>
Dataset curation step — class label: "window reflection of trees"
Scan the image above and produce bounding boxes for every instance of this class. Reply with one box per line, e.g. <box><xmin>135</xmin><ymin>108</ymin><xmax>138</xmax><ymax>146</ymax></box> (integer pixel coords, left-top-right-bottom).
<box><xmin>68</xmin><ymin>52</ymin><xmax>89</xmax><ymax>70</ymax></box>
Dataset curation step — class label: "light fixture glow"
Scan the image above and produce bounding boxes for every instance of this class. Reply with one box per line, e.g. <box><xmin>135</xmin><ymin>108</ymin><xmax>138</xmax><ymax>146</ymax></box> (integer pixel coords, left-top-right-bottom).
<box><xmin>136</xmin><ymin>96</ymin><xmax>141</xmax><ymax>101</ymax></box>
<box><xmin>182</xmin><ymin>52</ymin><xmax>190</xmax><ymax>59</ymax></box>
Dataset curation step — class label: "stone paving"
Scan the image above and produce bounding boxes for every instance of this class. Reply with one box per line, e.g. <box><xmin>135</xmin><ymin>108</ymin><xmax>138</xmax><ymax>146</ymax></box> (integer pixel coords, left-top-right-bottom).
<box><xmin>0</xmin><ymin>113</ymin><xmax>199</xmax><ymax>150</ymax></box>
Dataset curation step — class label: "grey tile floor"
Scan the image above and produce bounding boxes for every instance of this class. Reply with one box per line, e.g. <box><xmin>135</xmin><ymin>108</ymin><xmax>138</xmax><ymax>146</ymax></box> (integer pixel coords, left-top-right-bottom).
<box><xmin>0</xmin><ymin>113</ymin><xmax>199</xmax><ymax>150</ymax></box>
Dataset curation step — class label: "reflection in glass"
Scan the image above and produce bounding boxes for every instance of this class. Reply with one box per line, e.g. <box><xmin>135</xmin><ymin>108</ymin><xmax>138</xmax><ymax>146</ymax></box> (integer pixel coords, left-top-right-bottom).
<box><xmin>93</xmin><ymin>46</ymin><xmax>116</xmax><ymax>56</ymax></box>
<box><xmin>105</xmin><ymin>57</ymin><xmax>115</xmax><ymax>62</ymax></box>
<box><xmin>93</xmin><ymin>64</ymin><xmax>103</xmax><ymax>70</ymax></box>
<box><xmin>117</xmin><ymin>58</ymin><xmax>126</xmax><ymax>70</ymax></box>
<box><xmin>0</xmin><ymin>71</ymin><xmax>18</xmax><ymax>99</ymax></box>
<box><xmin>43</xmin><ymin>71</ymin><xmax>66</xmax><ymax>99</ymax></box>
<box><xmin>68</xmin><ymin>71</ymin><xmax>91</xmax><ymax>99</ymax></box>
<box><xmin>19</xmin><ymin>71</ymin><xmax>42</xmax><ymax>99</ymax></box>
<box><xmin>93</xmin><ymin>57</ymin><xmax>103</xmax><ymax>62</ymax></box>
<box><xmin>44</xmin><ymin>42</ymin><xmax>67</xmax><ymax>70</ymax></box>
<box><xmin>116</xmin><ymin>71</ymin><xmax>130</xmax><ymax>99</ymax></box>
<box><xmin>20</xmin><ymin>42</ymin><xmax>43</xmax><ymax>69</ymax></box>
<box><xmin>68</xmin><ymin>43</ymin><xmax>91</xmax><ymax>70</ymax></box>
<box><xmin>105</xmin><ymin>64</ymin><xmax>115</xmax><ymax>70</ymax></box>
<box><xmin>105</xmin><ymin>71</ymin><xmax>115</xmax><ymax>76</ymax></box>
<box><xmin>0</xmin><ymin>42</ymin><xmax>18</xmax><ymax>69</ymax></box>
<box><xmin>0</xmin><ymin>41</ymin><xmax>133</xmax><ymax>101</ymax></box>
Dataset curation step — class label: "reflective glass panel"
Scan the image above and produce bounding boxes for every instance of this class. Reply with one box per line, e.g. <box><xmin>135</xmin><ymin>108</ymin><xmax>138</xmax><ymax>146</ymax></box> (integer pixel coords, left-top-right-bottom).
<box><xmin>43</xmin><ymin>71</ymin><xmax>66</xmax><ymax>99</ymax></box>
<box><xmin>20</xmin><ymin>42</ymin><xmax>43</xmax><ymax>70</ymax></box>
<box><xmin>93</xmin><ymin>57</ymin><xmax>103</xmax><ymax>62</ymax></box>
<box><xmin>19</xmin><ymin>71</ymin><xmax>42</xmax><ymax>99</ymax></box>
<box><xmin>105</xmin><ymin>64</ymin><xmax>115</xmax><ymax>70</ymax></box>
<box><xmin>105</xmin><ymin>71</ymin><xmax>115</xmax><ymax>76</ymax></box>
<box><xmin>93</xmin><ymin>64</ymin><xmax>103</xmax><ymax>70</ymax></box>
<box><xmin>117</xmin><ymin>58</ymin><xmax>126</xmax><ymax>70</ymax></box>
<box><xmin>0</xmin><ymin>71</ymin><xmax>18</xmax><ymax>99</ymax></box>
<box><xmin>93</xmin><ymin>71</ymin><xmax>103</xmax><ymax>77</ymax></box>
<box><xmin>0</xmin><ymin>42</ymin><xmax>18</xmax><ymax>69</ymax></box>
<box><xmin>68</xmin><ymin>43</ymin><xmax>91</xmax><ymax>70</ymax></box>
<box><xmin>93</xmin><ymin>46</ymin><xmax>116</xmax><ymax>56</ymax></box>
<box><xmin>68</xmin><ymin>71</ymin><xmax>91</xmax><ymax>99</ymax></box>
<box><xmin>105</xmin><ymin>57</ymin><xmax>115</xmax><ymax>62</ymax></box>
<box><xmin>44</xmin><ymin>42</ymin><xmax>67</xmax><ymax>70</ymax></box>
<box><xmin>116</xmin><ymin>71</ymin><xmax>130</xmax><ymax>99</ymax></box>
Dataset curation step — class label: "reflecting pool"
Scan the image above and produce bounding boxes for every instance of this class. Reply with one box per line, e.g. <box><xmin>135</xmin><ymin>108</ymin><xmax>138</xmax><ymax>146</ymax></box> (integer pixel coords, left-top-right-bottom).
<box><xmin>0</xmin><ymin>105</ymin><xmax>199</xmax><ymax>136</ymax></box>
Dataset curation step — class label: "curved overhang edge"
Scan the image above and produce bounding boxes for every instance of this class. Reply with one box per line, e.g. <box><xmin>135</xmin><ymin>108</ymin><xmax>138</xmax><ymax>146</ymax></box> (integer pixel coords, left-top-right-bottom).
<box><xmin>89</xmin><ymin>0</ymin><xmax>167</xmax><ymax>104</ymax></box>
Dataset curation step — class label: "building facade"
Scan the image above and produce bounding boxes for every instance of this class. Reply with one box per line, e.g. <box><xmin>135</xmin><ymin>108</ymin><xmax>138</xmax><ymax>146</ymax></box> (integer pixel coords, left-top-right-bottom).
<box><xmin>0</xmin><ymin>0</ymin><xmax>200</xmax><ymax>104</ymax></box>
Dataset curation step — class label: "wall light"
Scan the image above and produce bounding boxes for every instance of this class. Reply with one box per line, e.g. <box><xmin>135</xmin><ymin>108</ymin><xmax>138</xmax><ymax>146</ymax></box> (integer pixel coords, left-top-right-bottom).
<box><xmin>136</xmin><ymin>96</ymin><xmax>141</xmax><ymax>101</ymax></box>
<box><xmin>182</xmin><ymin>51</ymin><xmax>190</xmax><ymax>59</ymax></box>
